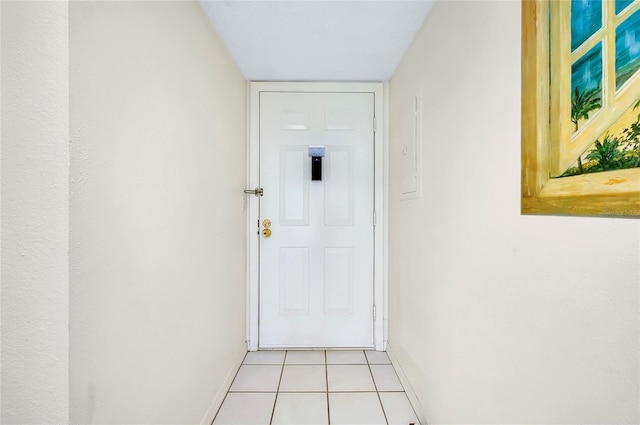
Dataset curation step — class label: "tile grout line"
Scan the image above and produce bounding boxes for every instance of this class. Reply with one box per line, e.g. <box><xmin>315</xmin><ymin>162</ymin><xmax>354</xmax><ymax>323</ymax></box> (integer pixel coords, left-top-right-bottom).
<box><xmin>210</xmin><ymin>350</ymin><xmax>250</xmax><ymax>425</ymax></box>
<box><xmin>325</xmin><ymin>350</ymin><xmax>331</xmax><ymax>425</ymax></box>
<box><xmin>220</xmin><ymin>350</ymin><xmax>409</xmax><ymax>425</ymax></box>
<box><xmin>388</xmin><ymin>360</ymin><xmax>421</xmax><ymax>422</ymax></box>
<box><xmin>268</xmin><ymin>351</ymin><xmax>287</xmax><ymax>425</ymax></box>
<box><xmin>366</xmin><ymin>350</ymin><xmax>390</xmax><ymax>425</ymax></box>
<box><xmin>382</xmin><ymin>356</ymin><xmax>421</xmax><ymax>424</ymax></box>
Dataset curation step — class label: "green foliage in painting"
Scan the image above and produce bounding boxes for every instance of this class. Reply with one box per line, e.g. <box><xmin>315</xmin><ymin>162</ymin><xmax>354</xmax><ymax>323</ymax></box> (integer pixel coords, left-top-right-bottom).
<box><xmin>571</xmin><ymin>86</ymin><xmax>602</xmax><ymax>132</ymax></box>
<box><xmin>561</xmin><ymin>99</ymin><xmax>640</xmax><ymax>177</ymax></box>
<box><xmin>570</xmin><ymin>86</ymin><xmax>602</xmax><ymax>173</ymax></box>
<box><xmin>584</xmin><ymin>135</ymin><xmax>624</xmax><ymax>171</ymax></box>
<box><xmin>621</xmin><ymin>99</ymin><xmax>640</xmax><ymax>168</ymax></box>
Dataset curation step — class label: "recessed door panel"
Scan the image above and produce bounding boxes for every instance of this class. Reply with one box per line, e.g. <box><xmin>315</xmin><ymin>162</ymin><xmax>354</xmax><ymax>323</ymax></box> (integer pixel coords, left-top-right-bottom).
<box><xmin>325</xmin><ymin>108</ymin><xmax>354</xmax><ymax>130</ymax></box>
<box><xmin>324</xmin><ymin>147</ymin><xmax>354</xmax><ymax>226</ymax></box>
<box><xmin>281</xmin><ymin>110</ymin><xmax>309</xmax><ymax>130</ymax></box>
<box><xmin>324</xmin><ymin>247</ymin><xmax>354</xmax><ymax>314</ymax></box>
<box><xmin>279</xmin><ymin>247</ymin><xmax>309</xmax><ymax>315</ymax></box>
<box><xmin>280</xmin><ymin>146</ymin><xmax>309</xmax><ymax>226</ymax></box>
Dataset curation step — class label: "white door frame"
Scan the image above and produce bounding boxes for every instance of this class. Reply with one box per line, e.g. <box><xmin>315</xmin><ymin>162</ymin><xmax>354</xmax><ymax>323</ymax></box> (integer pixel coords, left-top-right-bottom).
<box><xmin>246</xmin><ymin>82</ymin><xmax>388</xmax><ymax>351</ymax></box>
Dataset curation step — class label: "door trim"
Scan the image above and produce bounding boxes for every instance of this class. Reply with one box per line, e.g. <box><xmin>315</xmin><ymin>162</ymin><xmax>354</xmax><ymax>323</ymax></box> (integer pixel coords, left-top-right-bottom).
<box><xmin>246</xmin><ymin>82</ymin><xmax>388</xmax><ymax>351</ymax></box>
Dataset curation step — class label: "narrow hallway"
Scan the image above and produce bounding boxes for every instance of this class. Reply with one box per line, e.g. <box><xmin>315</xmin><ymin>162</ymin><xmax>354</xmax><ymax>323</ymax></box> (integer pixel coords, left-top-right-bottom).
<box><xmin>213</xmin><ymin>350</ymin><xmax>420</xmax><ymax>425</ymax></box>
<box><xmin>3</xmin><ymin>1</ymin><xmax>639</xmax><ymax>424</ymax></box>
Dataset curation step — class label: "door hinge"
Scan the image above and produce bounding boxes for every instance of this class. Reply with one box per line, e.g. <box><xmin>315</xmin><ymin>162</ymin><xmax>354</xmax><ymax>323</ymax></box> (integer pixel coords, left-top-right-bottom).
<box><xmin>373</xmin><ymin>117</ymin><xmax>377</xmax><ymax>133</ymax></box>
<box><xmin>373</xmin><ymin>305</ymin><xmax>377</xmax><ymax>320</ymax></box>
<box><xmin>373</xmin><ymin>211</ymin><xmax>377</xmax><ymax>226</ymax></box>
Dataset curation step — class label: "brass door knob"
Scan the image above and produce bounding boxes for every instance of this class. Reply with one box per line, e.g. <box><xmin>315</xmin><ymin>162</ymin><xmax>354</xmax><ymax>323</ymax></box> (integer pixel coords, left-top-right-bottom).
<box><xmin>262</xmin><ymin>228</ymin><xmax>272</xmax><ymax>238</ymax></box>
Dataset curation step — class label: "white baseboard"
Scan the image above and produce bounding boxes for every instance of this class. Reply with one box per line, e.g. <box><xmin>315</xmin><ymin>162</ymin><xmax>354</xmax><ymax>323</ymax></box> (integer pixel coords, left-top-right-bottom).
<box><xmin>200</xmin><ymin>341</ymin><xmax>248</xmax><ymax>425</ymax></box>
<box><xmin>386</xmin><ymin>341</ymin><xmax>428</xmax><ymax>425</ymax></box>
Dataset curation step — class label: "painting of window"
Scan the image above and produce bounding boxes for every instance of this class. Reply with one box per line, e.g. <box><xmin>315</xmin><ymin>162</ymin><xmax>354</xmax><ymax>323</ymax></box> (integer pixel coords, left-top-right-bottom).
<box><xmin>522</xmin><ymin>0</ymin><xmax>640</xmax><ymax>217</ymax></box>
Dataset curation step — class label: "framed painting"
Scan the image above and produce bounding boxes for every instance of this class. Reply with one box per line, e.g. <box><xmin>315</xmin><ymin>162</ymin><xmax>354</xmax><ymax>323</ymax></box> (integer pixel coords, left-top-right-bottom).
<box><xmin>522</xmin><ymin>0</ymin><xmax>640</xmax><ymax>217</ymax></box>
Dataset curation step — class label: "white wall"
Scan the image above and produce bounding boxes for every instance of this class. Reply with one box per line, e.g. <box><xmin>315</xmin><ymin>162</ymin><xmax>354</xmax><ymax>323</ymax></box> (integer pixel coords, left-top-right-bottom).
<box><xmin>1</xmin><ymin>2</ymin><xmax>70</xmax><ymax>423</ymax></box>
<box><xmin>389</xmin><ymin>1</ymin><xmax>640</xmax><ymax>424</ymax></box>
<box><xmin>69</xmin><ymin>2</ymin><xmax>247</xmax><ymax>423</ymax></box>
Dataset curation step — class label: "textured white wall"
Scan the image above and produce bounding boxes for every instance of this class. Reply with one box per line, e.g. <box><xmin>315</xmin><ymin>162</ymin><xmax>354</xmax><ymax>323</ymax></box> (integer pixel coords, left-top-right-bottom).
<box><xmin>1</xmin><ymin>1</ymin><xmax>70</xmax><ymax>423</ymax></box>
<box><xmin>69</xmin><ymin>2</ymin><xmax>247</xmax><ymax>423</ymax></box>
<box><xmin>389</xmin><ymin>1</ymin><xmax>640</xmax><ymax>424</ymax></box>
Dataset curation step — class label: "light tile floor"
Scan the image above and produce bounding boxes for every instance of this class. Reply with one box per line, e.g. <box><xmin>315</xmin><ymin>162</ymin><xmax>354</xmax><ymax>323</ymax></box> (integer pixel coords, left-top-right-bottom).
<box><xmin>213</xmin><ymin>350</ymin><xmax>420</xmax><ymax>425</ymax></box>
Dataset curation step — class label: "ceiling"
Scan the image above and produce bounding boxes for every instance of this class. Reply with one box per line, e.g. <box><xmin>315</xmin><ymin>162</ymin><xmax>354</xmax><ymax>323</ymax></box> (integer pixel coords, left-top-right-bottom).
<box><xmin>200</xmin><ymin>1</ymin><xmax>435</xmax><ymax>81</ymax></box>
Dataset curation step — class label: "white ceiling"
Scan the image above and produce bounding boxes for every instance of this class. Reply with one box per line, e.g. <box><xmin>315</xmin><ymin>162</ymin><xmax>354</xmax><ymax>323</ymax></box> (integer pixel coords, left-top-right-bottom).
<box><xmin>200</xmin><ymin>1</ymin><xmax>435</xmax><ymax>81</ymax></box>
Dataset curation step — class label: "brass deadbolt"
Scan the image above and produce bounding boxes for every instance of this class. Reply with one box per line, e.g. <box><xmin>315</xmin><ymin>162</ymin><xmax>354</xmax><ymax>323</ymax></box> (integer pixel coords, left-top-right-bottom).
<box><xmin>262</xmin><ymin>219</ymin><xmax>272</xmax><ymax>228</ymax></box>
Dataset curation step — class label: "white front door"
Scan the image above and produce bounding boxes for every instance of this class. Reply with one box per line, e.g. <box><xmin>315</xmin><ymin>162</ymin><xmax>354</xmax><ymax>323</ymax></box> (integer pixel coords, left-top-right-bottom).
<box><xmin>258</xmin><ymin>91</ymin><xmax>375</xmax><ymax>348</ymax></box>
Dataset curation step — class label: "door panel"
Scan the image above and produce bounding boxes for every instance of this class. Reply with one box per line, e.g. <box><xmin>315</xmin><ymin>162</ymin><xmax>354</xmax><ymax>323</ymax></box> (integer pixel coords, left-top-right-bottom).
<box><xmin>259</xmin><ymin>92</ymin><xmax>374</xmax><ymax>348</ymax></box>
<box><xmin>279</xmin><ymin>146</ymin><xmax>309</xmax><ymax>225</ymax></box>
<box><xmin>324</xmin><ymin>146</ymin><xmax>354</xmax><ymax>226</ymax></box>
<box><xmin>279</xmin><ymin>247</ymin><xmax>309</xmax><ymax>315</ymax></box>
<box><xmin>324</xmin><ymin>247</ymin><xmax>354</xmax><ymax>314</ymax></box>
